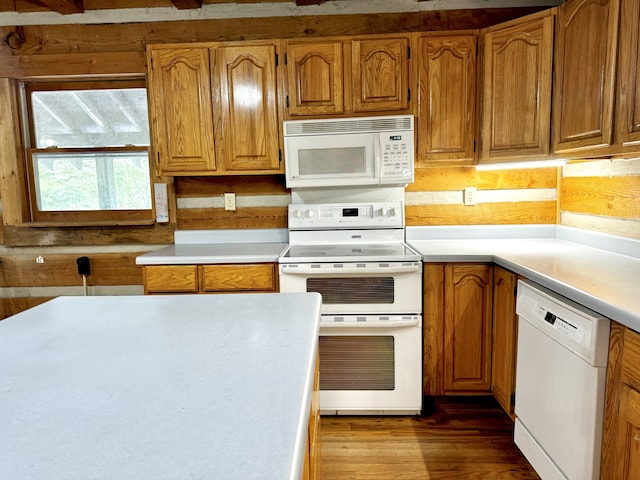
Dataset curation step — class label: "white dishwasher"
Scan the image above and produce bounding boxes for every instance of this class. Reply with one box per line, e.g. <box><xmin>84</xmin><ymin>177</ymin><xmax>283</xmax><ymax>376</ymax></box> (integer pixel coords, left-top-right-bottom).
<box><xmin>514</xmin><ymin>280</ymin><xmax>611</xmax><ymax>480</ymax></box>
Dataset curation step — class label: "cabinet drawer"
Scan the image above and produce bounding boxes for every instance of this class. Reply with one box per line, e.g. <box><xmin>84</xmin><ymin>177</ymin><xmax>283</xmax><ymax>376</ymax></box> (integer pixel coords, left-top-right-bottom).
<box><xmin>144</xmin><ymin>265</ymin><xmax>198</xmax><ymax>293</ymax></box>
<box><xmin>200</xmin><ymin>264</ymin><xmax>277</xmax><ymax>292</ymax></box>
<box><xmin>622</xmin><ymin>327</ymin><xmax>640</xmax><ymax>390</ymax></box>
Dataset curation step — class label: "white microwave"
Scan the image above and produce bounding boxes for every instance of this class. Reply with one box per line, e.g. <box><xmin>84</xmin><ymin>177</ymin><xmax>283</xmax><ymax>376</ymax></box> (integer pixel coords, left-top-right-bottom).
<box><xmin>283</xmin><ymin>115</ymin><xmax>414</xmax><ymax>189</ymax></box>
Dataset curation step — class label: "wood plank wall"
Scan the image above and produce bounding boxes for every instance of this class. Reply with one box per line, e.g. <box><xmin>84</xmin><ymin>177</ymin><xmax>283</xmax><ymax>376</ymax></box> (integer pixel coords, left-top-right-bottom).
<box><xmin>1</xmin><ymin>6</ymin><xmax>633</xmax><ymax>319</ymax></box>
<box><xmin>559</xmin><ymin>158</ymin><xmax>640</xmax><ymax>240</ymax></box>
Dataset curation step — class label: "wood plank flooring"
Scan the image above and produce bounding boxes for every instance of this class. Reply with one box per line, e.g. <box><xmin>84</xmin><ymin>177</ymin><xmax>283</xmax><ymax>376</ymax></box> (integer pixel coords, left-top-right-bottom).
<box><xmin>319</xmin><ymin>397</ymin><xmax>540</xmax><ymax>480</ymax></box>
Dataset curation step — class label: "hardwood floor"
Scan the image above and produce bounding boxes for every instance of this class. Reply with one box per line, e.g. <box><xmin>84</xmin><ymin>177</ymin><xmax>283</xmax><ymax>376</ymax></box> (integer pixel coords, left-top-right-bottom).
<box><xmin>319</xmin><ymin>397</ymin><xmax>540</xmax><ymax>480</ymax></box>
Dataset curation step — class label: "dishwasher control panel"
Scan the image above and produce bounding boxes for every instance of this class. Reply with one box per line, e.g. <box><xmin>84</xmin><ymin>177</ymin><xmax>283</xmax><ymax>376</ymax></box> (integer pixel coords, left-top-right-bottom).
<box><xmin>533</xmin><ymin>304</ymin><xmax>585</xmax><ymax>343</ymax></box>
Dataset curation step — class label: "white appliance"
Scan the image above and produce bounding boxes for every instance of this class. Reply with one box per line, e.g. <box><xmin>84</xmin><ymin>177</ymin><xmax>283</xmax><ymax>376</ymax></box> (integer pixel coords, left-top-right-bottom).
<box><xmin>279</xmin><ymin>190</ymin><xmax>423</xmax><ymax>415</ymax></box>
<box><xmin>514</xmin><ymin>280</ymin><xmax>611</xmax><ymax>480</ymax></box>
<box><xmin>283</xmin><ymin>115</ymin><xmax>414</xmax><ymax>189</ymax></box>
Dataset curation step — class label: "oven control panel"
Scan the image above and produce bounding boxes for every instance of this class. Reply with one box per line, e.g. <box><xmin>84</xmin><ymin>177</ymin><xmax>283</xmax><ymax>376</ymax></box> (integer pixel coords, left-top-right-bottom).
<box><xmin>288</xmin><ymin>202</ymin><xmax>404</xmax><ymax>229</ymax></box>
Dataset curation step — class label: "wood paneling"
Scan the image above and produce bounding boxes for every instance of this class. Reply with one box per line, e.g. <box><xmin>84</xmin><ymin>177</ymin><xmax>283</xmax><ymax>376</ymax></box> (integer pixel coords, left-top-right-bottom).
<box><xmin>177</xmin><ymin>206</ymin><xmax>288</xmax><ymax>230</ymax></box>
<box><xmin>408</xmin><ymin>166</ymin><xmax>558</xmax><ymax>191</ymax></box>
<box><xmin>175</xmin><ymin>175</ymin><xmax>287</xmax><ymax>196</ymax></box>
<box><xmin>2</xmin><ymin>224</ymin><xmax>175</xmax><ymax>247</ymax></box>
<box><xmin>0</xmin><ymin>252</ymin><xmax>145</xmax><ymax>287</ymax></box>
<box><xmin>1</xmin><ymin>297</ymin><xmax>53</xmax><ymax>320</ymax></box>
<box><xmin>420</xmin><ymin>7</ymin><xmax>548</xmax><ymax>31</ymax></box>
<box><xmin>0</xmin><ymin>14</ymin><xmax>419</xmax><ymax>58</ymax></box>
<box><xmin>406</xmin><ymin>201</ymin><xmax>557</xmax><ymax>226</ymax></box>
<box><xmin>560</xmin><ymin>176</ymin><xmax>640</xmax><ymax>219</ymax></box>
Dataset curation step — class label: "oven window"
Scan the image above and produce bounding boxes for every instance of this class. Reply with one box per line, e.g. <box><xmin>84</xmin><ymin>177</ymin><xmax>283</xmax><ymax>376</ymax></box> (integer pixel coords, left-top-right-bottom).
<box><xmin>319</xmin><ymin>336</ymin><xmax>394</xmax><ymax>390</ymax></box>
<box><xmin>307</xmin><ymin>277</ymin><xmax>394</xmax><ymax>304</ymax></box>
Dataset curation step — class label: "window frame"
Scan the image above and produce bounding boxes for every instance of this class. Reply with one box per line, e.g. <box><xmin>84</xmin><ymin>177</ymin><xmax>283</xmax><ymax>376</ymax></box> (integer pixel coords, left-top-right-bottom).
<box><xmin>22</xmin><ymin>79</ymin><xmax>155</xmax><ymax>225</ymax></box>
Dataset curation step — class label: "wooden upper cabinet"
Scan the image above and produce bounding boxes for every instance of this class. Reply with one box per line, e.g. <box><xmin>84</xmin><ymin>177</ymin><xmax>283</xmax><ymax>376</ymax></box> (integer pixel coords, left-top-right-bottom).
<box><xmin>213</xmin><ymin>43</ymin><xmax>282</xmax><ymax>173</ymax></box>
<box><xmin>284</xmin><ymin>40</ymin><xmax>345</xmax><ymax>116</ymax></box>
<box><xmin>417</xmin><ymin>33</ymin><xmax>477</xmax><ymax>166</ymax></box>
<box><xmin>352</xmin><ymin>37</ymin><xmax>411</xmax><ymax>113</ymax></box>
<box><xmin>615</xmin><ymin>0</ymin><xmax>640</xmax><ymax>148</ymax></box>
<box><xmin>148</xmin><ymin>47</ymin><xmax>216</xmax><ymax>175</ymax></box>
<box><xmin>479</xmin><ymin>11</ymin><xmax>554</xmax><ymax>163</ymax></box>
<box><xmin>552</xmin><ymin>0</ymin><xmax>620</xmax><ymax>154</ymax></box>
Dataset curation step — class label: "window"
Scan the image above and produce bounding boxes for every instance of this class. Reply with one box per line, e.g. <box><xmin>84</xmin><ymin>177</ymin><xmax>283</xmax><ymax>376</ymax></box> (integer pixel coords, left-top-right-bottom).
<box><xmin>23</xmin><ymin>80</ymin><xmax>153</xmax><ymax>224</ymax></box>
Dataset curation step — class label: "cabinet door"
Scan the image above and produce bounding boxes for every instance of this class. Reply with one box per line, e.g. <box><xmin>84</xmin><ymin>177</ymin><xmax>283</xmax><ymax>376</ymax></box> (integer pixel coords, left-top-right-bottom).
<box><xmin>417</xmin><ymin>33</ymin><xmax>476</xmax><ymax>165</ymax></box>
<box><xmin>352</xmin><ymin>37</ymin><xmax>410</xmax><ymax>113</ymax></box>
<box><xmin>285</xmin><ymin>41</ymin><xmax>344</xmax><ymax>116</ymax></box>
<box><xmin>479</xmin><ymin>13</ymin><xmax>554</xmax><ymax>162</ymax></box>
<box><xmin>200</xmin><ymin>264</ymin><xmax>277</xmax><ymax>292</ymax></box>
<box><xmin>214</xmin><ymin>44</ymin><xmax>281</xmax><ymax>173</ymax></box>
<box><xmin>552</xmin><ymin>0</ymin><xmax>620</xmax><ymax>153</ymax></box>
<box><xmin>491</xmin><ymin>267</ymin><xmax>518</xmax><ymax>419</ymax></box>
<box><xmin>609</xmin><ymin>385</ymin><xmax>640</xmax><ymax>479</ymax></box>
<box><xmin>443</xmin><ymin>264</ymin><xmax>493</xmax><ymax>393</ymax></box>
<box><xmin>148</xmin><ymin>48</ymin><xmax>216</xmax><ymax>175</ymax></box>
<box><xmin>615</xmin><ymin>0</ymin><xmax>640</xmax><ymax>148</ymax></box>
<box><xmin>143</xmin><ymin>265</ymin><xmax>198</xmax><ymax>294</ymax></box>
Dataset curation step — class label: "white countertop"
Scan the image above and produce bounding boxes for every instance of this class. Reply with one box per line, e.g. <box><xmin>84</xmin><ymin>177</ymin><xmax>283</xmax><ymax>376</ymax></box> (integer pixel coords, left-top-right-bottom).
<box><xmin>136</xmin><ymin>229</ymin><xmax>288</xmax><ymax>265</ymax></box>
<box><xmin>407</xmin><ymin>226</ymin><xmax>640</xmax><ymax>332</ymax></box>
<box><xmin>0</xmin><ymin>293</ymin><xmax>321</xmax><ymax>480</ymax></box>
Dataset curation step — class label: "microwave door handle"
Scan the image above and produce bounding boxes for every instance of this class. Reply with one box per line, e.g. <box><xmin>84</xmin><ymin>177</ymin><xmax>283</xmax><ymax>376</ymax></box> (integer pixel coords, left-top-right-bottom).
<box><xmin>374</xmin><ymin>133</ymin><xmax>382</xmax><ymax>179</ymax></box>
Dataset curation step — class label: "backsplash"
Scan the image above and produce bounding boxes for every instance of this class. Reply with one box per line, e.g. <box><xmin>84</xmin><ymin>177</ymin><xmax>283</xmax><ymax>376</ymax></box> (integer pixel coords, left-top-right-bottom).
<box><xmin>559</xmin><ymin>158</ymin><xmax>640</xmax><ymax>240</ymax></box>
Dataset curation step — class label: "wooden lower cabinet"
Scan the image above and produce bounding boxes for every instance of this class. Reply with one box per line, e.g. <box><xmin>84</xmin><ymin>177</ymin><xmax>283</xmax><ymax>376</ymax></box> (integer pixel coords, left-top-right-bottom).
<box><xmin>601</xmin><ymin>323</ymin><xmax>640</xmax><ymax>480</ymax></box>
<box><xmin>142</xmin><ymin>263</ymin><xmax>278</xmax><ymax>294</ymax></box>
<box><xmin>491</xmin><ymin>266</ymin><xmax>518</xmax><ymax>419</ymax></box>
<box><xmin>423</xmin><ymin>263</ymin><xmax>493</xmax><ymax>395</ymax></box>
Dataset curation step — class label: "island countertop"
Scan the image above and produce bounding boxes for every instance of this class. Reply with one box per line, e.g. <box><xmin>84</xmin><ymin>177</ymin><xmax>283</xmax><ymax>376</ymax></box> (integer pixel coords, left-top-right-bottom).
<box><xmin>0</xmin><ymin>293</ymin><xmax>321</xmax><ymax>480</ymax></box>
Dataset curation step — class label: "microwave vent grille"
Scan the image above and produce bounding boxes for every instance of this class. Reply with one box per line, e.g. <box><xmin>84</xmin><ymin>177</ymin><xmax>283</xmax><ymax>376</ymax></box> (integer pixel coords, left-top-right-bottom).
<box><xmin>284</xmin><ymin>115</ymin><xmax>413</xmax><ymax>136</ymax></box>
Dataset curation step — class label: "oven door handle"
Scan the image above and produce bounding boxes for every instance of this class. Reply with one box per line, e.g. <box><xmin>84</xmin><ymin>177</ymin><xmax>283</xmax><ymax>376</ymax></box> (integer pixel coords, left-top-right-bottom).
<box><xmin>320</xmin><ymin>318</ymin><xmax>420</xmax><ymax>328</ymax></box>
<box><xmin>280</xmin><ymin>263</ymin><xmax>421</xmax><ymax>275</ymax></box>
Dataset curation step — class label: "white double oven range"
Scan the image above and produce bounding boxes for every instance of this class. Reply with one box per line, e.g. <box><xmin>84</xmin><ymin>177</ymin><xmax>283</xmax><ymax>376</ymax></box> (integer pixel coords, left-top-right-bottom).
<box><xmin>278</xmin><ymin>115</ymin><xmax>423</xmax><ymax>415</ymax></box>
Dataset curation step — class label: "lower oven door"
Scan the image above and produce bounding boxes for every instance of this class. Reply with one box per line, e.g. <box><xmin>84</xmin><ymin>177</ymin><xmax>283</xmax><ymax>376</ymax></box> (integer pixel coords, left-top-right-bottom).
<box><xmin>318</xmin><ymin>314</ymin><xmax>422</xmax><ymax>415</ymax></box>
<box><xmin>279</xmin><ymin>261</ymin><xmax>422</xmax><ymax>314</ymax></box>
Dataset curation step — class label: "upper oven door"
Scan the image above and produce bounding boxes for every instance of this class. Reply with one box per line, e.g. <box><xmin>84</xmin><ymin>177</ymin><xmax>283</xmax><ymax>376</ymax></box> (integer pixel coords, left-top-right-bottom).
<box><xmin>279</xmin><ymin>262</ymin><xmax>422</xmax><ymax>314</ymax></box>
<box><xmin>284</xmin><ymin>132</ymin><xmax>378</xmax><ymax>188</ymax></box>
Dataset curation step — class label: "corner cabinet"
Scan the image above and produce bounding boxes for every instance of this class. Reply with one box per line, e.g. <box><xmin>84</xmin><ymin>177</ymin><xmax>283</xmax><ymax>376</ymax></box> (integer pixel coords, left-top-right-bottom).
<box><xmin>148</xmin><ymin>47</ymin><xmax>216</xmax><ymax>174</ymax></box>
<box><xmin>147</xmin><ymin>42</ymin><xmax>283</xmax><ymax>176</ymax></box>
<box><xmin>615</xmin><ymin>0</ymin><xmax>640</xmax><ymax>149</ymax></box>
<box><xmin>283</xmin><ymin>35</ymin><xmax>412</xmax><ymax>118</ymax></box>
<box><xmin>416</xmin><ymin>32</ymin><xmax>477</xmax><ymax>166</ymax></box>
<box><xmin>552</xmin><ymin>0</ymin><xmax>620</xmax><ymax>154</ymax></box>
<box><xmin>142</xmin><ymin>263</ymin><xmax>279</xmax><ymax>294</ymax></box>
<box><xmin>479</xmin><ymin>10</ymin><xmax>554</xmax><ymax>163</ymax></box>
<box><xmin>423</xmin><ymin>263</ymin><xmax>493</xmax><ymax>396</ymax></box>
<box><xmin>491</xmin><ymin>266</ymin><xmax>518</xmax><ymax>419</ymax></box>
<box><xmin>601</xmin><ymin>323</ymin><xmax>640</xmax><ymax>480</ymax></box>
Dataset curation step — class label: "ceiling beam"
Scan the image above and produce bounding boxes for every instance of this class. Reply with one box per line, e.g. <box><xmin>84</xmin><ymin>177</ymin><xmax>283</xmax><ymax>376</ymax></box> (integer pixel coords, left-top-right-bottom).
<box><xmin>295</xmin><ymin>0</ymin><xmax>324</xmax><ymax>5</ymax></box>
<box><xmin>33</xmin><ymin>0</ymin><xmax>84</xmax><ymax>14</ymax></box>
<box><xmin>170</xmin><ymin>0</ymin><xmax>202</xmax><ymax>9</ymax></box>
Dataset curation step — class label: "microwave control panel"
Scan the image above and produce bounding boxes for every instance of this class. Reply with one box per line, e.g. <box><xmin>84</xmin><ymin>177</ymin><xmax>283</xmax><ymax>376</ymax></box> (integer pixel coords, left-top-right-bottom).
<box><xmin>288</xmin><ymin>202</ymin><xmax>404</xmax><ymax>229</ymax></box>
<box><xmin>379</xmin><ymin>132</ymin><xmax>413</xmax><ymax>184</ymax></box>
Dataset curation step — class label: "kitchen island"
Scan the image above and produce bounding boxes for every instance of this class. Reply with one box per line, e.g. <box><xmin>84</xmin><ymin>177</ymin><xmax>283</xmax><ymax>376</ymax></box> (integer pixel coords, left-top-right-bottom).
<box><xmin>0</xmin><ymin>293</ymin><xmax>321</xmax><ymax>480</ymax></box>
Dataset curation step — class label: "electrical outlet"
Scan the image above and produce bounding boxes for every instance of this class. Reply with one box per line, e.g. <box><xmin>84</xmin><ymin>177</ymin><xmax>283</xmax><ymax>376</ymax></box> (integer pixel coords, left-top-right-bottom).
<box><xmin>224</xmin><ymin>192</ymin><xmax>236</xmax><ymax>211</ymax></box>
<box><xmin>463</xmin><ymin>187</ymin><xmax>477</xmax><ymax>206</ymax></box>
<box><xmin>36</xmin><ymin>255</ymin><xmax>44</xmax><ymax>264</ymax></box>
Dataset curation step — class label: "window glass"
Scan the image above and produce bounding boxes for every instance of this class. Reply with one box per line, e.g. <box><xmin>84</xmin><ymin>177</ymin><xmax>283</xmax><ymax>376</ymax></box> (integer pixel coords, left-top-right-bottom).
<box><xmin>31</xmin><ymin>88</ymin><xmax>150</xmax><ymax>148</ymax></box>
<box><xmin>32</xmin><ymin>151</ymin><xmax>152</xmax><ymax>211</ymax></box>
